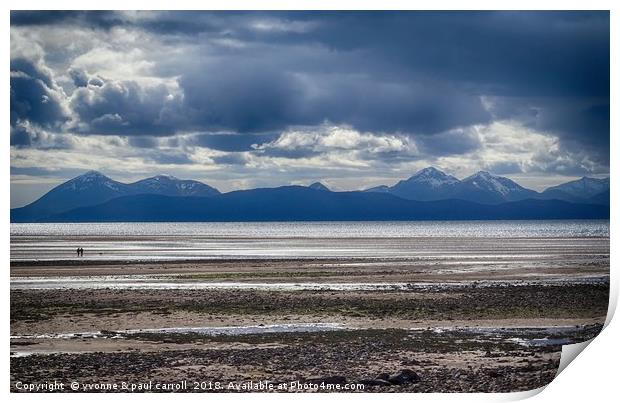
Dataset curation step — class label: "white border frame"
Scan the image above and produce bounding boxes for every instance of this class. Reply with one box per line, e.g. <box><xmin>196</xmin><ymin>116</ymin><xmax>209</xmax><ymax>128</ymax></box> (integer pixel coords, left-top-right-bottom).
<box><xmin>3</xmin><ymin>2</ymin><xmax>617</xmax><ymax>402</ymax></box>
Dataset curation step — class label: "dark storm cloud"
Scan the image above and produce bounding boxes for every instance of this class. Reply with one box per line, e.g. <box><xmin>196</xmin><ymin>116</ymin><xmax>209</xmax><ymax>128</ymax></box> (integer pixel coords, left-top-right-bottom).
<box><xmin>211</xmin><ymin>153</ymin><xmax>249</xmax><ymax>165</ymax></box>
<box><xmin>9</xmin><ymin>10</ymin><xmax>609</xmax><ymax>175</ymax></box>
<box><xmin>70</xmin><ymin>78</ymin><xmax>183</xmax><ymax>135</ymax></box>
<box><xmin>535</xmin><ymin>102</ymin><xmax>610</xmax><ymax>149</ymax></box>
<box><xmin>10</xmin><ymin>10</ymin><xmax>304</xmax><ymax>35</ymax></box>
<box><xmin>10</xmin><ymin>123</ymin><xmax>74</xmax><ymax>150</ymax></box>
<box><xmin>302</xmin><ymin>11</ymin><xmax>609</xmax><ymax>97</ymax></box>
<box><xmin>88</xmin><ymin>77</ymin><xmax>105</xmax><ymax>87</ymax></box>
<box><xmin>147</xmin><ymin>151</ymin><xmax>193</xmax><ymax>165</ymax></box>
<box><xmin>12</xmin><ymin>11</ymin><xmax>608</xmax><ymax>98</ymax></box>
<box><xmin>10</xmin><ymin>11</ymin><xmax>123</xmax><ymax>29</ymax></box>
<box><xmin>74</xmin><ymin>11</ymin><xmax>606</xmax><ymax>97</ymax></box>
<box><xmin>10</xmin><ymin>125</ymin><xmax>33</xmax><ymax>147</ymax></box>
<box><xmin>191</xmin><ymin>133</ymin><xmax>279</xmax><ymax>152</ymax></box>
<box><xmin>180</xmin><ymin>64</ymin><xmax>308</xmax><ymax>133</ymax></box>
<box><xmin>486</xmin><ymin>161</ymin><xmax>523</xmax><ymax>175</ymax></box>
<box><xmin>415</xmin><ymin>129</ymin><xmax>482</xmax><ymax>156</ymax></box>
<box><xmin>10</xmin><ymin>10</ymin><xmax>252</xmax><ymax>36</ymax></box>
<box><xmin>317</xmin><ymin>78</ymin><xmax>491</xmax><ymax>134</ymax></box>
<box><xmin>68</xmin><ymin>68</ymin><xmax>89</xmax><ymax>87</ymax></box>
<box><xmin>179</xmin><ymin>61</ymin><xmax>491</xmax><ymax>135</ymax></box>
<box><xmin>173</xmin><ymin>11</ymin><xmax>608</xmax><ymax>144</ymax></box>
<box><xmin>487</xmin><ymin>96</ymin><xmax>610</xmax><ymax>165</ymax></box>
<box><xmin>128</xmin><ymin>136</ymin><xmax>160</xmax><ymax>148</ymax></box>
<box><xmin>11</xmin><ymin>58</ymin><xmax>54</xmax><ymax>87</ymax></box>
<box><xmin>10</xmin><ymin>166</ymin><xmax>59</xmax><ymax>176</ymax></box>
<box><xmin>10</xmin><ymin>58</ymin><xmax>69</xmax><ymax>129</ymax></box>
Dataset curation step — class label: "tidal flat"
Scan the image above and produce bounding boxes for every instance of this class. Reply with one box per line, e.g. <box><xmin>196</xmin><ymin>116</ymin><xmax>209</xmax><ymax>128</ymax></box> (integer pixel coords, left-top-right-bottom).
<box><xmin>11</xmin><ymin>260</ymin><xmax>608</xmax><ymax>392</ymax></box>
<box><xmin>10</xmin><ymin>223</ymin><xmax>610</xmax><ymax>392</ymax></box>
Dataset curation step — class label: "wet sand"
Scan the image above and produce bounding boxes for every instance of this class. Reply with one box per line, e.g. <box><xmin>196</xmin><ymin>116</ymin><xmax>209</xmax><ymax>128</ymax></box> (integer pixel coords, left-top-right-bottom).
<box><xmin>10</xmin><ymin>236</ymin><xmax>610</xmax><ymax>393</ymax></box>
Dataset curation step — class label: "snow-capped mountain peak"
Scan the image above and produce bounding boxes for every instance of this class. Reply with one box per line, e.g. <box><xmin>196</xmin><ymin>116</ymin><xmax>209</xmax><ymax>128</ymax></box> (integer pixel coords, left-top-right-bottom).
<box><xmin>65</xmin><ymin>170</ymin><xmax>121</xmax><ymax>191</ymax></box>
<box><xmin>309</xmin><ymin>182</ymin><xmax>330</xmax><ymax>191</ymax></box>
<box><xmin>406</xmin><ymin>167</ymin><xmax>460</xmax><ymax>187</ymax></box>
<box><xmin>76</xmin><ymin>170</ymin><xmax>108</xmax><ymax>181</ymax></box>
<box><xmin>385</xmin><ymin>167</ymin><xmax>460</xmax><ymax>201</ymax></box>
<box><xmin>366</xmin><ymin>167</ymin><xmax>540</xmax><ymax>203</ymax></box>
<box><xmin>462</xmin><ymin>171</ymin><xmax>525</xmax><ymax>196</ymax></box>
<box><xmin>136</xmin><ymin>174</ymin><xmax>182</xmax><ymax>189</ymax></box>
<box><xmin>133</xmin><ymin>175</ymin><xmax>214</xmax><ymax>194</ymax></box>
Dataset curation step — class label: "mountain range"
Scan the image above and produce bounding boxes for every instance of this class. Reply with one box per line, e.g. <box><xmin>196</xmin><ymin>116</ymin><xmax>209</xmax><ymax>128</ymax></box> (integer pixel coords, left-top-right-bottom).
<box><xmin>11</xmin><ymin>171</ymin><xmax>219</xmax><ymax>221</ymax></box>
<box><xmin>364</xmin><ymin>167</ymin><xmax>609</xmax><ymax>205</ymax></box>
<box><xmin>10</xmin><ymin>168</ymin><xmax>609</xmax><ymax>222</ymax></box>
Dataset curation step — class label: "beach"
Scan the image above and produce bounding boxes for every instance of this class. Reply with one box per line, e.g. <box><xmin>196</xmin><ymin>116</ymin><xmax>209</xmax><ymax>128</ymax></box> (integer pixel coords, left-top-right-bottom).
<box><xmin>10</xmin><ymin>222</ymin><xmax>610</xmax><ymax>392</ymax></box>
<box><xmin>11</xmin><ymin>222</ymin><xmax>609</xmax><ymax>392</ymax></box>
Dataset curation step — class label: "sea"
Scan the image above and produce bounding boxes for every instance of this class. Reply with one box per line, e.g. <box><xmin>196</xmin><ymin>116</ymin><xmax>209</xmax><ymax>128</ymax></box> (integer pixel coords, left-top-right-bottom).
<box><xmin>10</xmin><ymin>220</ymin><xmax>609</xmax><ymax>262</ymax></box>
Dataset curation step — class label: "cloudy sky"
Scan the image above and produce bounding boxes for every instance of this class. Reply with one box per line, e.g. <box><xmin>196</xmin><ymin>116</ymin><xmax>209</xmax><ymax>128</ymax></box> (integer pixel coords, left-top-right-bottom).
<box><xmin>10</xmin><ymin>11</ymin><xmax>609</xmax><ymax>207</ymax></box>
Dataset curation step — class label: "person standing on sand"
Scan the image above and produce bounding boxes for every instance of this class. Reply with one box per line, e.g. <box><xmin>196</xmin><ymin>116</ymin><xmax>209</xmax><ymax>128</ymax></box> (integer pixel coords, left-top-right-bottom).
<box><xmin>76</xmin><ymin>247</ymin><xmax>80</xmax><ymax>257</ymax></box>
<box><xmin>80</xmin><ymin>247</ymin><xmax>84</xmax><ymax>257</ymax></box>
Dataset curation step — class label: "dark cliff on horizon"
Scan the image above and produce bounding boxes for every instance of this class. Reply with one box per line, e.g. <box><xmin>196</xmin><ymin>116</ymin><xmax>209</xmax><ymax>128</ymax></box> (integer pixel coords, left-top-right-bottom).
<box><xmin>10</xmin><ymin>168</ymin><xmax>609</xmax><ymax>223</ymax></box>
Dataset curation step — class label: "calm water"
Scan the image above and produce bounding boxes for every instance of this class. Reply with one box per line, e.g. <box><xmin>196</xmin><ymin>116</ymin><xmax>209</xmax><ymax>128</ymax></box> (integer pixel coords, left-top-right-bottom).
<box><xmin>10</xmin><ymin>220</ymin><xmax>609</xmax><ymax>262</ymax></box>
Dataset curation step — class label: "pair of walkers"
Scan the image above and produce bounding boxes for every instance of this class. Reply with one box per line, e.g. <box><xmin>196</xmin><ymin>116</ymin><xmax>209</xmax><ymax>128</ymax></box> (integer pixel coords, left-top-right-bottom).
<box><xmin>76</xmin><ymin>247</ymin><xmax>84</xmax><ymax>257</ymax></box>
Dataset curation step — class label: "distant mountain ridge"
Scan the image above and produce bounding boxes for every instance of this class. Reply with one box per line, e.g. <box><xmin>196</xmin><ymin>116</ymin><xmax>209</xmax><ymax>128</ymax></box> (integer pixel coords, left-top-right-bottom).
<box><xmin>365</xmin><ymin>167</ymin><xmax>609</xmax><ymax>205</ymax></box>
<box><xmin>541</xmin><ymin>177</ymin><xmax>610</xmax><ymax>203</ymax></box>
<box><xmin>455</xmin><ymin>171</ymin><xmax>539</xmax><ymax>204</ymax></box>
<box><xmin>10</xmin><ymin>168</ymin><xmax>609</xmax><ymax>222</ymax></box>
<box><xmin>130</xmin><ymin>174</ymin><xmax>220</xmax><ymax>197</ymax></box>
<box><xmin>33</xmin><ymin>188</ymin><xmax>610</xmax><ymax>223</ymax></box>
<box><xmin>11</xmin><ymin>171</ymin><xmax>220</xmax><ymax>222</ymax></box>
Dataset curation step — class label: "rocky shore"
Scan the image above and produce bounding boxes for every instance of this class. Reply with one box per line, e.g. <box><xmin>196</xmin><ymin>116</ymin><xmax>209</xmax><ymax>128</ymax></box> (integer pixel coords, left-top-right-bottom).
<box><xmin>12</xmin><ymin>323</ymin><xmax>605</xmax><ymax>393</ymax></box>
